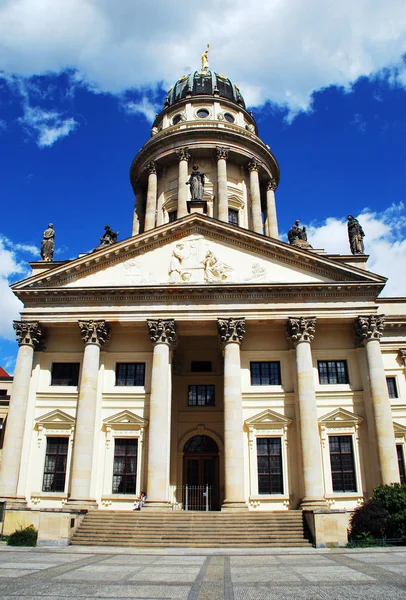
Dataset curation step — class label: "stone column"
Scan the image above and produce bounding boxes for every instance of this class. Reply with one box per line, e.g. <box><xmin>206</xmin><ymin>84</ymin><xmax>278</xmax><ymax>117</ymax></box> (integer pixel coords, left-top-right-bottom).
<box><xmin>286</xmin><ymin>317</ymin><xmax>327</xmax><ymax>509</ymax></box>
<box><xmin>216</xmin><ymin>146</ymin><xmax>229</xmax><ymax>223</ymax></box>
<box><xmin>68</xmin><ymin>320</ymin><xmax>110</xmax><ymax>506</ymax></box>
<box><xmin>266</xmin><ymin>178</ymin><xmax>279</xmax><ymax>239</ymax></box>
<box><xmin>0</xmin><ymin>321</ymin><xmax>43</xmax><ymax>503</ymax></box>
<box><xmin>217</xmin><ymin>317</ymin><xmax>248</xmax><ymax>510</ymax></box>
<box><xmin>145</xmin><ymin>319</ymin><xmax>177</xmax><ymax>509</ymax></box>
<box><xmin>144</xmin><ymin>161</ymin><xmax>157</xmax><ymax>231</ymax></box>
<box><xmin>176</xmin><ymin>147</ymin><xmax>190</xmax><ymax>218</ymax></box>
<box><xmin>132</xmin><ymin>184</ymin><xmax>143</xmax><ymax>236</ymax></box>
<box><xmin>355</xmin><ymin>315</ymin><xmax>400</xmax><ymax>484</ymax></box>
<box><xmin>248</xmin><ymin>158</ymin><xmax>263</xmax><ymax>234</ymax></box>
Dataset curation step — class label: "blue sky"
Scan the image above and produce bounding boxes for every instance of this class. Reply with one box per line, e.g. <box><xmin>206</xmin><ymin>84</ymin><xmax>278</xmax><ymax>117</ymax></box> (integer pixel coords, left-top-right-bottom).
<box><xmin>0</xmin><ymin>0</ymin><xmax>406</xmax><ymax>373</ymax></box>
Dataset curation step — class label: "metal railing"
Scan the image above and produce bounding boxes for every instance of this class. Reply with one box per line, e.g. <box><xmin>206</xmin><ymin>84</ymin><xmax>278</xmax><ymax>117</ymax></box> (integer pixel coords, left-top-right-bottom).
<box><xmin>179</xmin><ymin>485</ymin><xmax>212</xmax><ymax>511</ymax></box>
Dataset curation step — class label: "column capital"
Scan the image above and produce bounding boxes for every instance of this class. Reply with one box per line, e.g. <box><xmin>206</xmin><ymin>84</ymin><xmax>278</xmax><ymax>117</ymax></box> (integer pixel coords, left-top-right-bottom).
<box><xmin>267</xmin><ymin>177</ymin><xmax>277</xmax><ymax>192</ymax></box>
<box><xmin>247</xmin><ymin>157</ymin><xmax>260</xmax><ymax>172</ymax></box>
<box><xmin>147</xmin><ymin>319</ymin><xmax>177</xmax><ymax>348</ymax></box>
<box><xmin>78</xmin><ymin>320</ymin><xmax>110</xmax><ymax>347</ymax></box>
<box><xmin>286</xmin><ymin>316</ymin><xmax>316</xmax><ymax>345</ymax></box>
<box><xmin>217</xmin><ymin>317</ymin><xmax>246</xmax><ymax>346</ymax></box>
<box><xmin>399</xmin><ymin>348</ymin><xmax>406</xmax><ymax>366</ymax></box>
<box><xmin>13</xmin><ymin>320</ymin><xmax>44</xmax><ymax>349</ymax></box>
<box><xmin>145</xmin><ymin>161</ymin><xmax>156</xmax><ymax>175</ymax></box>
<box><xmin>355</xmin><ymin>315</ymin><xmax>385</xmax><ymax>344</ymax></box>
<box><xmin>215</xmin><ymin>146</ymin><xmax>229</xmax><ymax>161</ymax></box>
<box><xmin>175</xmin><ymin>147</ymin><xmax>191</xmax><ymax>162</ymax></box>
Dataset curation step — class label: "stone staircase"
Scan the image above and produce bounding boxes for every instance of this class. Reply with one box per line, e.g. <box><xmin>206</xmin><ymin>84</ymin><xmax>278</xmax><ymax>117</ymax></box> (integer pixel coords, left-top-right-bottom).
<box><xmin>70</xmin><ymin>510</ymin><xmax>313</xmax><ymax>547</ymax></box>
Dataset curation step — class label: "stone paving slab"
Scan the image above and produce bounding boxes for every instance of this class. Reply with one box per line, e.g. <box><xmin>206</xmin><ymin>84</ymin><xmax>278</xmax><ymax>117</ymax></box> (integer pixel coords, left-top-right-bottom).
<box><xmin>0</xmin><ymin>546</ymin><xmax>404</xmax><ymax>599</ymax></box>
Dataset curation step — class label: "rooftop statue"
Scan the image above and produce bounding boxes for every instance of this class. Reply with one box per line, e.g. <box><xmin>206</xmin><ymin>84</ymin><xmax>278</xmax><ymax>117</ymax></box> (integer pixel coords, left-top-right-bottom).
<box><xmin>201</xmin><ymin>44</ymin><xmax>210</xmax><ymax>72</ymax></box>
<box><xmin>347</xmin><ymin>215</ymin><xmax>365</xmax><ymax>255</ymax></box>
<box><xmin>186</xmin><ymin>165</ymin><xmax>205</xmax><ymax>201</ymax></box>
<box><xmin>287</xmin><ymin>220</ymin><xmax>313</xmax><ymax>250</ymax></box>
<box><xmin>94</xmin><ymin>224</ymin><xmax>119</xmax><ymax>251</ymax></box>
<box><xmin>41</xmin><ymin>223</ymin><xmax>55</xmax><ymax>261</ymax></box>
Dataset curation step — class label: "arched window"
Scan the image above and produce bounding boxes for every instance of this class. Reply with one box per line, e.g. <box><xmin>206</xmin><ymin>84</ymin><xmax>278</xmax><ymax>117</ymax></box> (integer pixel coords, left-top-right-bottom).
<box><xmin>184</xmin><ymin>435</ymin><xmax>218</xmax><ymax>454</ymax></box>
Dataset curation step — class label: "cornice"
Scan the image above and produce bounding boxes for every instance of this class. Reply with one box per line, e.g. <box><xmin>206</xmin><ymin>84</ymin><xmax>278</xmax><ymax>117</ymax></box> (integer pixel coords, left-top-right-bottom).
<box><xmin>130</xmin><ymin>126</ymin><xmax>279</xmax><ymax>189</ymax></box>
<box><xmin>13</xmin><ymin>216</ymin><xmax>386</xmax><ymax>293</ymax></box>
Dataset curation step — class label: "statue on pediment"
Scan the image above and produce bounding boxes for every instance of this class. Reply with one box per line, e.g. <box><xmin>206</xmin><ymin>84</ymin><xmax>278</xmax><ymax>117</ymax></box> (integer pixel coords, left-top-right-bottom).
<box><xmin>94</xmin><ymin>225</ymin><xmax>119</xmax><ymax>251</ymax></box>
<box><xmin>186</xmin><ymin>165</ymin><xmax>205</xmax><ymax>201</ymax></box>
<box><xmin>287</xmin><ymin>220</ymin><xmax>313</xmax><ymax>249</ymax></box>
<box><xmin>41</xmin><ymin>223</ymin><xmax>55</xmax><ymax>261</ymax></box>
<box><xmin>347</xmin><ymin>215</ymin><xmax>365</xmax><ymax>255</ymax></box>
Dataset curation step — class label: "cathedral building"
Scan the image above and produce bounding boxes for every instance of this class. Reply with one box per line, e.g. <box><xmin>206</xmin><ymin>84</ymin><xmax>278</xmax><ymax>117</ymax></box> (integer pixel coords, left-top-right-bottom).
<box><xmin>1</xmin><ymin>57</ymin><xmax>406</xmax><ymax>546</ymax></box>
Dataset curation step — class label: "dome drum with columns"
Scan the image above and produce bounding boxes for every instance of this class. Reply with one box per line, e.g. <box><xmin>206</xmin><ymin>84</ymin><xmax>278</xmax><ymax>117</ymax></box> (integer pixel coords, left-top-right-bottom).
<box><xmin>130</xmin><ymin>69</ymin><xmax>279</xmax><ymax>237</ymax></box>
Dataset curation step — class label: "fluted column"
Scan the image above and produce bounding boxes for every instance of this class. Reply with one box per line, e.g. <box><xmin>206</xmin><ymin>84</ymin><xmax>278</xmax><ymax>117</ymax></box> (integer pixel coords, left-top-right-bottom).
<box><xmin>132</xmin><ymin>184</ymin><xmax>143</xmax><ymax>236</ymax></box>
<box><xmin>356</xmin><ymin>315</ymin><xmax>399</xmax><ymax>484</ymax></box>
<box><xmin>176</xmin><ymin>148</ymin><xmax>190</xmax><ymax>218</ymax></box>
<box><xmin>287</xmin><ymin>317</ymin><xmax>327</xmax><ymax>509</ymax></box>
<box><xmin>68</xmin><ymin>320</ymin><xmax>110</xmax><ymax>505</ymax></box>
<box><xmin>144</xmin><ymin>161</ymin><xmax>157</xmax><ymax>231</ymax></box>
<box><xmin>0</xmin><ymin>321</ymin><xmax>43</xmax><ymax>502</ymax></box>
<box><xmin>218</xmin><ymin>318</ymin><xmax>247</xmax><ymax>510</ymax></box>
<box><xmin>248</xmin><ymin>158</ymin><xmax>263</xmax><ymax>234</ymax></box>
<box><xmin>216</xmin><ymin>147</ymin><xmax>229</xmax><ymax>222</ymax></box>
<box><xmin>266</xmin><ymin>178</ymin><xmax>279</xmax><ymax>239</ymax></box>
<box><xmin>145</xmin><ymin>319</ymin><xmax>177</xmax><ymax>509</ymax></box>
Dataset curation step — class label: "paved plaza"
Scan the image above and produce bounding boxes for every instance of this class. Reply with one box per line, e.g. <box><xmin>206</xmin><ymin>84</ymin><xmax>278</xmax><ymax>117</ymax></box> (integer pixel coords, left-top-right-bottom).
<box><xmin>0</xmin><ymin>546</ymin><xmax>405</xmax><ymax>599</ymax></box>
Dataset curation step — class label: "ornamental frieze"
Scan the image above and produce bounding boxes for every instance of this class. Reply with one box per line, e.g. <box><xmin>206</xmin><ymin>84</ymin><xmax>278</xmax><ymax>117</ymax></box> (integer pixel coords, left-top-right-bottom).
<box><xmin>286</xmin><ymin>317</ymin><xmax>316</xmax><ymax>345</ymax></box>
<box><xmin>147</xmin><ymin>319</ymin><xmax>177</xmax><ymax>348</ymax></box>
<box><xmin>78</xmin><ymin>320</ymin><xmax>110</xmax><ymax>347</ymax></box>
<box><xmin>355</xmin><ymin>315</ymin><xmax>385</xmax><ymax>344</ymax></box>
<box><xmin>13</xmin><ymin>320</ymin><xmax>44</xmax><ymax>349</ymax></box>
<box><xmin>217</xmin><ymin>317</ymin><xmax>246</xmax><ymax>345</ymax></box>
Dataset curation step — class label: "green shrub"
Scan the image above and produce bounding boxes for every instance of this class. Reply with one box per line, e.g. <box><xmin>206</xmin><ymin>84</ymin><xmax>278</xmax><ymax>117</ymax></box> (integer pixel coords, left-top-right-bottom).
<box><xmin>7</xmin><ymin>525</ymin><xmax>37</xmax><ymax>547</ymax></box>
<box><xmin>349</xmin><ymin>483</ymin><xmax>406</xmax><ymax>541</ymax></box>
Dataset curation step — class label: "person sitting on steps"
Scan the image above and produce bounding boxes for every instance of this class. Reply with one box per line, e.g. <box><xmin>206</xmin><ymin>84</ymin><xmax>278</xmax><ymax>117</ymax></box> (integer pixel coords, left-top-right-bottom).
<box><xmin>134</xmin><ymin>491</ymin><xmax>146</xmax><ymax>510</ymax></box>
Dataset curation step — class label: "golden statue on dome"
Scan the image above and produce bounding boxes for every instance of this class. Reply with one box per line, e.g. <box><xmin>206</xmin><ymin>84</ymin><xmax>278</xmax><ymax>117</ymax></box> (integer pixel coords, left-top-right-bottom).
<box><xmin>201</xmin><ymin>44</ymin><xmax>210</xmax><ymax>72</ymax></box>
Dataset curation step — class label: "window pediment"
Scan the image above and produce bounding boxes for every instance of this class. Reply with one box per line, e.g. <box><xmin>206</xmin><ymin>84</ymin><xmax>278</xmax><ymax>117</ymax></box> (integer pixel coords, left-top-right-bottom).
<box><xmin>35</xmin><ymin>409</ymin><xmax>75</xmax><ymax>429</ymax></box>
<box><xmin>245</xmin><ymin>409</ymin><xmax>292</xmax><ymax>430</ymax></box>
<box><xmin>394</xmin><ymin>421</ymin><xmax>406</xmax><ymax>441</ymax></box>
<box><xmin>319</xmin><ymin>408</ymin><xmax>363</xmax><ymax>429</ymax></box>
<box><xmin>103</xmin><ymin>410</ymin><xmax>148</xmax><ymax>430</ymax></box>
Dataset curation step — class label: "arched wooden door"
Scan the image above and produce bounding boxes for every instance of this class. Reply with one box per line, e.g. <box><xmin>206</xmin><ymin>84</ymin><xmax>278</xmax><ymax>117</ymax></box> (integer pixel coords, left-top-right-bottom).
<box><xmin>183</xmin><ymin>435</ymin><xmax>219</xmax><ymax>510</ymax></box>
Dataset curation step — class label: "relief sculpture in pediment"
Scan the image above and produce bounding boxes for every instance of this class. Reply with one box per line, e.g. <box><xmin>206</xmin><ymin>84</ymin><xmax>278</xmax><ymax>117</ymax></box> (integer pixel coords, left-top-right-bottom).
<box><xmin>168</xmin><ymin>236</ymin><xmax>234</xmax><ymax>284</ymax></box>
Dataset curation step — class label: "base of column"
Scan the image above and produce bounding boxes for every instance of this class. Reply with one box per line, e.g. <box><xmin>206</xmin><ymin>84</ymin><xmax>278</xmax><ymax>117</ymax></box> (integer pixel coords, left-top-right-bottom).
<box><xmin>0</xmin><ymin>496</ymin><xmax>28</xmax><ymax>508</ymax></box>
<box><xmin>143</xmin><ymin>501</ymin><xmax>172</xmax><ymax>511</ymax></box>
<box><xmin>65</xmin><ymin>499</ymin><xmax>98</xmax><ymax>510</ymax></box>
<box><xmin>221</xmin><ymin>501</ymin><xmax>249</xmax><ymax>512</ymax></box>
<box><xmin>300</xmin><ymin>496</ymin><xmax>329</xmax><ymax>510</ymax></box>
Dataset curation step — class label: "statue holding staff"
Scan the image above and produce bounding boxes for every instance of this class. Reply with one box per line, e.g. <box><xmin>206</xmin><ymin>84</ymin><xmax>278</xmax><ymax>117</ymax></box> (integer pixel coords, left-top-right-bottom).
<box><xmin>347</xmin><ymin>215</ymin><xmax>365</xmax><ymax>254</ymax></box>
<box><xmin>186</xmin><ymin>165</ymin><xmax>205</xmax><ymax>201</ymax></box>
<box><xmin>41</xmin><ymin>223</ymin><xmax>55</xmax><ymax>261</ymax></box>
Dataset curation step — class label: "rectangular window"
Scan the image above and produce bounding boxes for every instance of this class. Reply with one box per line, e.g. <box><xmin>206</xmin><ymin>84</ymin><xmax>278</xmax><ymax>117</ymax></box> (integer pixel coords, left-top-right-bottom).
<box><xmin>318</xmin><ymin>361</ymin><xmax>349</xmax><ymax>384</ymax></box>
<box><xmin>42</xmin><ymin>437</ymin><xmax>69</xmax><ymax>492</ymax></box>
<box><xmin>112</xmin><ymin>438</ymin><xmax>138</xmax><ymax>494</ymax></box>
<box><xmin>0</xmin><ymin>389</ymin><xmax>7</xmax><ymax>396</ymax></box>
<box><xmin>387</xmin><ymin>377</ymin><xmax>398</xmax><ymax>399</ymax></box>
<box><xmin>168</xmin><ymin>210</ymin><xmax>177</xmax><ymax>223</ymax></box>
<box><xmin>250</xmin><ymin>362</ymin><xmax>281</xmax><ymax>385</ymax></box>
<box><xmin>51</xmin><ymin>363</ymin><xmax>80</xmax><ymax>386</ymax></box>
<box><xmin>115</xmin><ymin>363</ymin><xmax>145</xmax><ymax>386</ymax></box>
<box><xmin>188</xmin><ymin>384</ymin><xmax>215</xmax><ymax>406</ymax></box>
<box><xmin>228</xmin><ymin>208</ymin><xmax>239</xmax><ymax>226</ymax></box>
<box><xmin>329</xmin><ymin>435</ymin><xmax>357</xmax><ymax>492</ymax></box>
<box><xmin>257</xmin><ymin>438</ymin><xmax>283</xmax><ymax>494</ymax></box>
<box><xmin>397</xmin><ymin>445</ymin><xmax>405</xmax><ymax>485</ymax></box>
<box><xmin>0</xmin><ymin>418</ymin><xmax>5</xmax><ymax>449</ymax></box>
<box><xmin>191</xmin><ymin>361</ymin><xmax>212</xmax><ymax>373</ymax></box>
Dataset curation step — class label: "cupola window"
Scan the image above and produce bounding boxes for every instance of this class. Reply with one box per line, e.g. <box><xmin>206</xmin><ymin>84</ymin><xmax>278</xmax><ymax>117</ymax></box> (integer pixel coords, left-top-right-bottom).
<box><xmin>172</xmin><ymin>114</ymin><xmax>182</xmax><ymax>125</ymax></box>
<box><xmin>196</xmin><ymin>108</ymin><xmax>210</xmax><ymax>119</ymax></box>
<box><xmin>224</xmin><ymin>112</ymin><xmax>235</xmax><ymax>123</ymax></box>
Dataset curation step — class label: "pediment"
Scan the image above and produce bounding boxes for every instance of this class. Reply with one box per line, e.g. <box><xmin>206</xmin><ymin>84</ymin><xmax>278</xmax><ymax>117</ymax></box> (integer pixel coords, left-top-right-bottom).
<box><xmin>13</xmin><ymin>215</ymin><xmax>385</xmax><ymax>292</ymax></box>
<box><xmin>245</xmin><ymin>409</ymin><xmax>292</xmax><ymax>428</ymax></box>
<box><xmin>319</xmin><ymin>408</ymin><xmax>363</xmax><ymax>426</ymax></box>
<box><xmin>103</xmin><ymin>410</ymin><xmax>147</xmax><ymax>428</ymax></box>
<box><xmin>35</xmin><ymin>409</ymin><xmax>75</xmax><ymax>427</ymax></box>
<box><xmin>394</xmin><ymin>421</ymin><xmax>406</xmax><ymax>439</ymax></box>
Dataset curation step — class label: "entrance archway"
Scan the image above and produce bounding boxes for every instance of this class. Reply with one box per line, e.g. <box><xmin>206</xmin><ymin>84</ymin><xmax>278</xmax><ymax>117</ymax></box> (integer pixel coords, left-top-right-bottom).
<box><xmin>183</xmin><ymin>435</ymin><xmax>219</xmax><ymax>510</ymax></box>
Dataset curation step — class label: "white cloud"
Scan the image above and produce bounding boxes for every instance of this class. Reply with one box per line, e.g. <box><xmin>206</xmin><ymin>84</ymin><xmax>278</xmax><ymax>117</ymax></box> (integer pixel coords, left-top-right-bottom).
<box><xmin>0</xmin><ymin>235</ymin><xmax>40</xmax><ymax>340</ymax></box>
<box><xmin>302</xmin><ymin>203</ymin><xmax>406</xmax><ymax>296</ymax></box>
<box><xmin>0</xmin><ymin>0</ymin><xmax>405</xmax><ymax>113</ymax></box>
<box><xmin>18</xmin><ymin>105</ymin><xmax>78</xmax><ymax>147</ymax></box>
<box><xmin>125</xmin><ymin>97</ymin><xmax>160</xmax><ymax>123</ymax></box>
